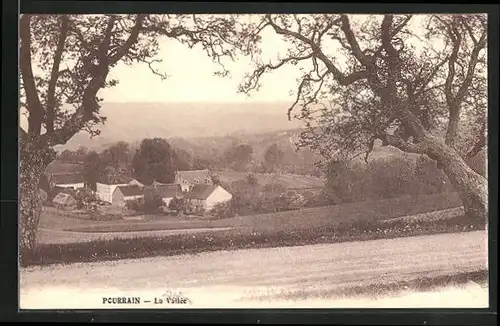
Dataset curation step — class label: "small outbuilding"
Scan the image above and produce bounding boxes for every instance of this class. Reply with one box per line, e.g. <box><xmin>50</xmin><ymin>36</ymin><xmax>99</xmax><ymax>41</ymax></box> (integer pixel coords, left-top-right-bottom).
<box><xmin>52</xmin><ymin>192</ymin><xmax>77</xmax><ymax>209</ymax></box>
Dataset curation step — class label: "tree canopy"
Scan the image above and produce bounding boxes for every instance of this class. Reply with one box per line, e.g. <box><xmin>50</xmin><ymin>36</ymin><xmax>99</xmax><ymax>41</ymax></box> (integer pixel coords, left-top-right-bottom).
<box><xmin>20</xmin><ymin>14</ymin><xmax>242</xmax><ymax>147</ymax></box>
<box><xmin>132</xmin><ymin>138</ymin><xmax>178</xmax><ymax>185</ymax></box>
<box><xmin>234</xmin><ymin>14</ymin><xmax>487</xmax><ymax>162</ymax></box>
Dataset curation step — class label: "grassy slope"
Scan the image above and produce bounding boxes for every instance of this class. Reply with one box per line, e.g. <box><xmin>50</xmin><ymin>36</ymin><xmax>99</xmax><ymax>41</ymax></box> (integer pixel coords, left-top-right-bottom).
<box><xmin>64</xmin><ymin>192</ymin><xmax>463</xmax><ymax>234</ymax></box>
<box><xmin>216</xmin><ymin>170</ymin><xmax>325</xmax><ymax>189</ymax></box>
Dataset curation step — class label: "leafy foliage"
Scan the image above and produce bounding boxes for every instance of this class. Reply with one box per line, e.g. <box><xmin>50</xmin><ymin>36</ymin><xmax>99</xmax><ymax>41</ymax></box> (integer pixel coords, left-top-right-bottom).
<box><xmin>222</xmin><ymin>144</ymin><xmax>254</xmax><ymax>171</ymax></box>
<box><xmin>132</xmin><ymin>138</ymin><xmax>177</xmax><ymax>185</ymax></box>
<box><xmin>168</xmin><ymin>197</ymin><xmax>189</xmax><ymax>215</ymax></box>
<box><xmin>263</xmin><ymin>143</ymin><xmax>285</xmax><ymax>172</ymax></box>
<box><xmin>324</xmin><ymin>155</ymin><xmax>453</xmax><ymax>205</ymax></box>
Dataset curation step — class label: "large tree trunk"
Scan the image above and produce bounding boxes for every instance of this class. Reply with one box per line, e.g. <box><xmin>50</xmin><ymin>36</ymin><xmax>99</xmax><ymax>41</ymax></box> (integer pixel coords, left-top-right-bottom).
<box><xmin>426</xmin><ymin>137</ymin><xmax>488</xmax><ymax>223</ymax></box>
<box><xmin>19</xmin><ymin>136</ymin><xmax>55</xmax><ymax>262</ymax></box>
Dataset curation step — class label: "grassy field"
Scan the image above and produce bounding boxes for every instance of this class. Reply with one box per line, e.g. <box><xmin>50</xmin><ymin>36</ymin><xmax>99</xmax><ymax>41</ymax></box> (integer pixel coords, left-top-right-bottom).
<box><xmin>63</xmin><ymin>192</ymin><xmax>463</xmax><ymax>234</ymax></box>
<box><xmin>24</xmin><ymin>191</ymin><xmax>475</xmax><ymax>267</ymax></box>
<box><xmin>216</xmin><ymin>170</ymin><xmax>325</xmax><ymax>189</ymax></box>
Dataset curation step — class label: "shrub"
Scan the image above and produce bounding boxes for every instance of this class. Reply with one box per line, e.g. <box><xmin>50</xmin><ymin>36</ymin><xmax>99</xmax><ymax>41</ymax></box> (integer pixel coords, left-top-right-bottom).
<box><xmin>144</xmin><ymin>193</ymin><xmax>163</xmax><ymax>213</ymax></box>
<box><xmin>21</xmin><ymin>212</ymin><xmax>484</xmax><ymax>268</ymax></box>
<box><xmin>168</xmin><ymin>197</ymin><xmax>187</xmax><ymax>214</ymax></box>
<box><xmin>323</xmin><ymin>155</ymin><xmax>455</xmax><ymax>205</ymax></box>
<box><xmin>262</xmin><ymin>182</ymin><xmax>286</xmax><ymax>195</ymax></box>
<box><xmin>246</xmin><ymin>173</ymin><xmax>259</xmax><ymax>187</ymax></box>
<box><xmin>125</xmin><ymin>198</ymin><xmax>142</xmax><ymax>211</ymax></box>
<box><xmin>74</xmin><ymin>189</ymin><xmax>98</xmax><ymax>209</ymax></box>
<box><xmin>209</xmin><ymin>201</ymin><xmax>235</xmax><ymax>219</ymax></box>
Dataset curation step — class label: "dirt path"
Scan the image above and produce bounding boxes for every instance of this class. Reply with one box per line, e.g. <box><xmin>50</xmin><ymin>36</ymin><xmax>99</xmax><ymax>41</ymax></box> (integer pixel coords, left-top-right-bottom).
<box><xmin>20</xmin><ymin>231</ymin><xmax>488</xmax><ymax>309</ymax></box>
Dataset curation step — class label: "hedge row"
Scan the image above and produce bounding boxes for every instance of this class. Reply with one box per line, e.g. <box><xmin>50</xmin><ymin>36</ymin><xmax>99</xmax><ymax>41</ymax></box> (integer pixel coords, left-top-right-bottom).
<box><xmin>21</xmin><ymin>214</ymin><xmax>485</xmax><ymax>267</ymax></box>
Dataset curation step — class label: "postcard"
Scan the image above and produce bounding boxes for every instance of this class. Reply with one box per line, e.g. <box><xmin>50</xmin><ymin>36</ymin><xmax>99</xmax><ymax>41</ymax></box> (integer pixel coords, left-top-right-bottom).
<box><xmin>19</xmin><ymin>13</ymin><xmax>489</xmax><ymax>310</ymax></box>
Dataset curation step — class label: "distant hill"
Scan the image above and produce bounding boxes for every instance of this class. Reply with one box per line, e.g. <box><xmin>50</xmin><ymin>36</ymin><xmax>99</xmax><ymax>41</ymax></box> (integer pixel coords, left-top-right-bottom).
<box><xmin>56</xmin><ymin>101</ymin><xmax>304</xmax><ymax>152</ymax></box>
<box><xmin>55</xmin><ymin>101</ymin><xmax>417</xmax><ymax>175</ymax></box>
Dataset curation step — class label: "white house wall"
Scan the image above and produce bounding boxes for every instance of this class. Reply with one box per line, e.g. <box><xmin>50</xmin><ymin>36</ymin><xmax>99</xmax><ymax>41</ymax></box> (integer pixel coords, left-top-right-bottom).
<box><xmin>96</xmin><ymin>183</ymin><xmax>128</xmax><ymax>203</ymax></box>
<box><xmin>205</xmin><ymin>186</ymin><xmax>233</xmax><ymax>211</ymax></box>
<box><xmin>123</xmin><ymin>195</ymin><xmax>144</xmax><ymax>201</ymax></box>
<box><xmin>56</xmin><ymin>183</ymin><xmax>85</xmax><ymax>189</ymax></box>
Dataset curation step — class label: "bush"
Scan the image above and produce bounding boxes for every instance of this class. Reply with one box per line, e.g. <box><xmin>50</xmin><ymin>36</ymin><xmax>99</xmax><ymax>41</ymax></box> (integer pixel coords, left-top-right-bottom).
<box><xmin>246</xmin><ymin>173</ymin><xmax>259</xmax><ymax>187</ymax></box>
<box><xmin>323</xmin><ymin>155</ymin><xmax>454</xmax><ymax>205</ymax></box>
<box><xmin>168</xmin><ymin>197</ymin><xmax>188</xmax><ymax>215</ymax></box>
<box><xmin>209</xmin><ymin>201</ymin><xmax>235</xmax><ymax>219</ymax></box>
<box><xmin>74</xmin><ymin>189</ymin><xmax>98</xmax><ymax>210</ymax></box>
<box><xmin>125</xmin><ymin>198</ymin><xmax>144</xmax><ymax>211</ymax></box>
<box><xmin>262</xmin><ymin>182</ymin><xmax>286</xmax><ymax>195</ymax></box>
<box><xmin>144</xmin><ymin>193</ymin><xmax>164</xmax><ymax>213</ymax></box>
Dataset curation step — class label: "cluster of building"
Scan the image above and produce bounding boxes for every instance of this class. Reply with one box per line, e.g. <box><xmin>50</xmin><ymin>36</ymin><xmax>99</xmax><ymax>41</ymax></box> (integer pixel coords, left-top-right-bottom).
<box><xmin>45</xmin><ymin>166</ymin><xmax>233</xmax><ymax>212</ymax></box>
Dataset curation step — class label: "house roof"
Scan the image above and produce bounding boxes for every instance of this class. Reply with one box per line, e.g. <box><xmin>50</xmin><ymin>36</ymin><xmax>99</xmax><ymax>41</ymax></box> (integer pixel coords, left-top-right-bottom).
<box><xmin>150</xmin><ymin>184</ymin><xmax>183</xmax><ymax>198</ymax></box>
<box><xmin>52</xmin><ymin>192</ymin><xmax>76</xmax><ymax>205</ymax></box>
<box><xmin>176</xmin><ymin>169</ymin><xmax>212</xmax><ymax>184</ymax></box>
<box><xmin>116</xmin><ymin>185</ymin><xmax>144</xmax><ymax>197</ymax></box>
<box><xmin>184</xmin><ymin>184</ymin><xmax>219</xmax><ymax>200</ymax></box>
<box><xmin>98</xmin><ymin>174</ymin><xmax>135</xmax><ymax>184</ymax></box>
<box><xmin>50</xmin><ymin>173</ymin><xmax>85</xmax><ymax>185</ymax></box>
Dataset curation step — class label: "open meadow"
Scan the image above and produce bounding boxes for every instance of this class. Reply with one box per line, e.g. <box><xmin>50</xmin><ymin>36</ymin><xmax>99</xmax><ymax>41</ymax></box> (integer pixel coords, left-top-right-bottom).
<box><xmin>38</xmin><ymin>192</ymin><xmax>463</xmax><ymax>244</ymax></box>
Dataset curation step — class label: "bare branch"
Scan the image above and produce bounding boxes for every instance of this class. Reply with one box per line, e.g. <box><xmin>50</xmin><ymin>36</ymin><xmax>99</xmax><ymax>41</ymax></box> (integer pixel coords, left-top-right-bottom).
<box><xmin>466</xmin><ymin>121</ymin><xmax>487</xmax><ymax>159</ymax></box>
<box><xmin>108</xmin><ymin>14</ymin><xmax>145</xmax><ymax>65</ymax></box>
<box><xmin>19</xmin><ymin>14</ymin><xmax>44</xmax><ymax>135</ymax></box>
<box><xmin>142</xmin><ymin>58</ymin><xmax>169</xmax><ymax>80</ymax></box>
<box><xmin>415</xmin><ymin>55</ymin><xmax>449</xmax><ymax>97</ymax></box>
<box><xmin>267</xmin><ymin>15</ymin><xmax>368</xmax><ymax>86</ymax></box>
<box><xmin>288</xmin><ymin>71</ymin><xmax>329</xmax><ymax>120</ymax></box>
<box><xmin>444</xmin><ymin>17</ymin><xmax>486</xmax><ymax>147</ymax></box>
<box><xmin>339</xmin><ymin>15</ymin><xmax>374</xmax><ymax>68</ymax></box>
<box><xmin>44</xmin><ymin>15</ymin><xmax>117</xmax><ymax>146</ymax></box>
<box><xmin>287</xmin><ymin>72</ymin><xmax>327</xmax><ymax>120</ymax></box>
<box><xmin>460</xmin><ymin>17</ymin><xmax>478</xmax><ymax>45</ymax></box>
<box><xmin>444</xmin><ymin>19</ymin><xmax>462</xmax><ymax>108</ymax></box>
<box><xmin>391</xmin><ymin>15</ymin><xmax>412</xmax><ymax>38</ymax></box>
<box><xmin>46</xmin><ymin>15</ymin><xmax>70</xmax><ymax>135</ymax></box>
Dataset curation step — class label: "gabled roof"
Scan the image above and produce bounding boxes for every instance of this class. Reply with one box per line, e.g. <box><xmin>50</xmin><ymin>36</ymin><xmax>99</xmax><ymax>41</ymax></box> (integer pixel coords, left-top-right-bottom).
<box><xmin>98</xmin><ymin>174</ymin><xmax>135</xmax><ymax>185</ymax></box>
<box><xmin>184</xmin><ymin>184</ymin><xmax>219</xmax><ymax>200</ymax></box>
<box><xmin>148</xmin><ymin>184</ymin><xmax>183</xmax><ymax>199</ymax></box>
<box><xmin>116</xmin><ymin>185</ymin><xmax>144</xmax><ymax>197</ymax></box>
<box><xmin>52</xmin><ymin>192</ymin><xmax>77</xmax><ymax>206</ymax></box>
<box><xmin>50</xmin><ymin>173</ymin><xmax>85</xmax><ymax>185</ymax></box>
<box><xmin>176</xmin><ymin>169</ymin><xmax>212</xmax><ymax>184</ymax></box>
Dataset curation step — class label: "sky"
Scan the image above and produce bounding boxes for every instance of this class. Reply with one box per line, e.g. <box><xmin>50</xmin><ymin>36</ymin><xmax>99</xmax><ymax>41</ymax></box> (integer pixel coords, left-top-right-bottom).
<box><xmin>100</xmin><ymin>25</ymin><xmax>303</xmax><ymax>103</ymax></box>
<box><xmin>99</xmin><ymin>14</ymin><xmax>431</xmax><ymax>104</ymax></box>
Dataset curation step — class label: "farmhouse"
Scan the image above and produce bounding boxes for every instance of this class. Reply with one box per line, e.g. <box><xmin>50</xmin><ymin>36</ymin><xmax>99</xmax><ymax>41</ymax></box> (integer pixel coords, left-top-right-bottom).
<box><xmin>175</xmin><ymin>169</ymin><xmax>213</xmax><ymax>192</ymax></box>
<box><xmin>48</xmin><ymin>173</ymin><xmax>85</xmax><ymax>190</ymax></box>
<box><xmin>184</xmin><ymin>184</ymin><xmax>232</xmax><ymax>211</ymax></box>
<box><xmin>112</xmin><ymin>185</ymin><xmax>144</xmax><ymax>207</ymax></box>
<box><xmin>96</xmin><ymin>177</ymin><xmax>143</xmax><ymax>204</ymax></box>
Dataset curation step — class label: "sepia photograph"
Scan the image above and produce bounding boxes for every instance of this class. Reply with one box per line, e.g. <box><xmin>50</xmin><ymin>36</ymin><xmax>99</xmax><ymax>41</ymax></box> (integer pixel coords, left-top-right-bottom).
<box><xmin>18</xmin><ymin>12</ymin><xmax>490</xmax><ymax>310</ymax></box>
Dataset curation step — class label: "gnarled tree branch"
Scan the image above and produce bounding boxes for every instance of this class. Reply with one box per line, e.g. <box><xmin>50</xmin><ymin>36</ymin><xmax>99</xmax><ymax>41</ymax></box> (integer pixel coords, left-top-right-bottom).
<box><xmin>46</xmin><ymin>15</ymin><xmax>70</xmax><ymax>135</ymax></box>
<box><xmin>20</xmin><ymin>14</ymin><xmax>44</xmax><ymax>135</ymax></box>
